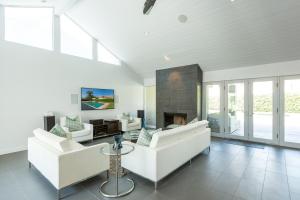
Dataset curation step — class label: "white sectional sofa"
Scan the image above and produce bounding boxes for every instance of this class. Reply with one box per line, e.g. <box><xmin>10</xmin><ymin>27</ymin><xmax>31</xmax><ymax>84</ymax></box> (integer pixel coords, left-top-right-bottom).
<box><xmin>28</xmin><ymin>128</ymin><xmax>109</xmax><ymax>199</ymax></box>
<box><xmin>121</xmin><ymin>120</ymin><xmax>211</xmax><ymax>189</ymax></box>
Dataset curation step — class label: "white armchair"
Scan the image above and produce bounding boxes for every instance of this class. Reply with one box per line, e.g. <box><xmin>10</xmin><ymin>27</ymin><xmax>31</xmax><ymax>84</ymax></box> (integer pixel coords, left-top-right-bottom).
<box><xmin>60</xmin><ymin>116</ymin><xmax>93</xmax><ymax>142</ymax></box>
<box><xmin>117</xmin><ymin>114</ymin><xmax>142</xmax><ymax>131</ymax></box>
<box><xmin>28</xmin><ymin>128</ymin><xmax>109</xmax><ymax>199</ymax></box>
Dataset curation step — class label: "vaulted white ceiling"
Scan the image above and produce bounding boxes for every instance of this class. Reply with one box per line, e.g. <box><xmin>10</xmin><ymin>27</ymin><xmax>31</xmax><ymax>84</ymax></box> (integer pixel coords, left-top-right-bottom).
<box><xmin>66</xmin><ymin>0</ymin><xmax>300</xmax><ymax>78</ymax></box>
<box><xmin>2</xmin><ymin>0</ymin><xmax>300</xmax><ymax>78</ymax></box>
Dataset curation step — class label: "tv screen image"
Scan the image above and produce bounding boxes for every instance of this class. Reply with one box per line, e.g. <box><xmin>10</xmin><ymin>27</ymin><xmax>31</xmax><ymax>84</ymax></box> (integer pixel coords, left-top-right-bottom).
<box><xmin>81</xmin><ymin>88</ymin><xmax>115</xmax><ymax>110</ymax></box>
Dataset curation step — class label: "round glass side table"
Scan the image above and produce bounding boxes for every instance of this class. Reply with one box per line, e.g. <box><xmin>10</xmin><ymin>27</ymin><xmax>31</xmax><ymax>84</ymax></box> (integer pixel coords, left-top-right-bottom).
<box><xmin>99</xmin><ymin>144</ymin><xmax>135</xmax><ymax>198</ymax></box>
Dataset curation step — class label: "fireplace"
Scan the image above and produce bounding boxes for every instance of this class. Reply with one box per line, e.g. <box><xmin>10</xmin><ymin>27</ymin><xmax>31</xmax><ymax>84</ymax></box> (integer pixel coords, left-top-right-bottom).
<box><xmin>156</xmin><ymin>64</ymin><xmax>203</xmax><ymax>129</ymax></box>
<box><xmin>164</xmin><ymin>112</ymin><xmax>187</xmax><ymax>129</ymax></box>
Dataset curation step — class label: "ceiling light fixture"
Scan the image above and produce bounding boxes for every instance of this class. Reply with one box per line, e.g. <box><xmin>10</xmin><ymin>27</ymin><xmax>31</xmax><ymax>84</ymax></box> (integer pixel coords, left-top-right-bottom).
<box><xmin>143</xmin><ymin>0</ymin><xmax>157</xmax><ymax>15</ymax></box>
<box><xmin>144</xmin><ymin>31</ymin><xmax>150</xmax><ymax>36</ymax></box>
<box><xmin>41</xmin><ymin>0</ymin><xmax>47</xmax><ymax>3</ymax></box>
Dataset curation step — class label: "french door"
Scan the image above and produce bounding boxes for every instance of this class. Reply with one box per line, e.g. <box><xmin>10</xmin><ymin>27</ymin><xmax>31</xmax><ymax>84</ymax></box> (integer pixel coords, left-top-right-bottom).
<box><xmin>205</xmin><ymin>76</ymin><xmax>300</xmax><ymax>149</ymax></box>
<box><xmin>224</xmin><ymin>80</ymin><xmax>249</xmax><ymax>140</ymax></box>
<box><xmin>203</xmin><ymin>82</ymin><xmax>224</xmax><ymax>137</ymax></box>
<box><xmin>249</xmin><ymin>78</ymin><xmax>279</xmax><ymax>144</ymax></box>
<box><xmin>279</xmin><ymin>76</ymin><xmax>300</xmax><ymax>148</ymax></box>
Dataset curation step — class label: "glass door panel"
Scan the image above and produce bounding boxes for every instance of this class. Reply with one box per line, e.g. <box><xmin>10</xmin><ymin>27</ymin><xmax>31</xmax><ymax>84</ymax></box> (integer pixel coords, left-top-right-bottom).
<box><xmin>227</xmin><ymin>82</ymin><xmax>245</xmax><ymax>137</ymax></box>
<box><xmin>251</xmin><ymin>80</ymin><xmax>274</xmax><ymax>140</ymax></box>
<box><xmin>283</xmin><ymin>79</ymin><xmax>300</xmax><ymax>144</ymax></box>
<box><xmin>206</xmin><ymin>84</ymin><xmax>222</xmax><ymax>133</ymax></box>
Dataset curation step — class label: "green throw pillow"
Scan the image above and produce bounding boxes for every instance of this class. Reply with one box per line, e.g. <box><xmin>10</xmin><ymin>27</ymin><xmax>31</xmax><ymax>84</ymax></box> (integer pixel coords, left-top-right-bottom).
<box><xmin>137</xmin><ymin>128</ymin><xmax>162</xmax><ymax>146</ymax></box>
<box><xmin>50</xmin><ymin>124</ymin><xmax>67</xmax><ymax>138</ymax></box>
<box><xmin>66</xmin><ymin>116</ymin><xmax>84</xmax><ymax>132</ymax></box>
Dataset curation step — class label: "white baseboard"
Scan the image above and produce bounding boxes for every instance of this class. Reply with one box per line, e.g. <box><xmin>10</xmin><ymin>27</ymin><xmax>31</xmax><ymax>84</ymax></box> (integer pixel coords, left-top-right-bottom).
<box><xmin>0</xmin><ymin>145</ymin><xmax>27</xmax><ymax>156</ymax></box>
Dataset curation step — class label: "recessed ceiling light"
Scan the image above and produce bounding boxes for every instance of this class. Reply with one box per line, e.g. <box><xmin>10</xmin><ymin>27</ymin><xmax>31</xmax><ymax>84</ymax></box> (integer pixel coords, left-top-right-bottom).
<box><xmin>144</xmin><ymin>31</ymin><xmax>150</xmax><ymax>36</ymax></box>
<box><xmin>230</xmin><ymin>0</ymin><xmax>235</xmax><ymax>2</ymax></box>
<box><xmin>164</xmin><ymin>55</ymin><xmax>171</xmax><ymax>61</ymax></box>
<box><xmin>41</xmin><ymin>0</ymin><xmax>47</xmax><ymax>3</ymax></box>
<box><xmin>178</xmin><ymin>15</ymin><xmax>188</xmax><ymax>23</ymax></box>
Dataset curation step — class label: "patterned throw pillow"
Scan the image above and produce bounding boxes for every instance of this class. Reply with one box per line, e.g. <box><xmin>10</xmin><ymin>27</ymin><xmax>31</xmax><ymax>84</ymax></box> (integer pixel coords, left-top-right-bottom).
<box><xmin>137</xmin><ymin>129</ymin><xmax>152</xmax><ymax>146</ymax></box>
<box><xmin>137</xmin><ymin>128</ymin><xmax>162</xmax><ymax>146</ymax></box>
<box><xmin>188</xmin><ymin>117</ymin><xmax>198</xmax><ymax>124</ymax></box>
<box><xmin>50</xmin><ymin>124</ymin><xmax>67</xmax><ymax>138</ymax></box>
<box><xmin>66</xmin><ymin>116</ymin><xmax>84</xmax><ymax>132</ymax></box>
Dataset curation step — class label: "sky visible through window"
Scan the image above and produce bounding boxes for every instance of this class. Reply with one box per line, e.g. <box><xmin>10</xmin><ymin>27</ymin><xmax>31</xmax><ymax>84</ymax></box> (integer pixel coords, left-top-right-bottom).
<box><xmin>4</xmin><ymin>7</ymin><xmax>53</xmax><ymax>50</ymax></box>
<box><xmin>60</xmin><ymin>15</ymin><xmax>93</xmax><ymax>59</ymax></box>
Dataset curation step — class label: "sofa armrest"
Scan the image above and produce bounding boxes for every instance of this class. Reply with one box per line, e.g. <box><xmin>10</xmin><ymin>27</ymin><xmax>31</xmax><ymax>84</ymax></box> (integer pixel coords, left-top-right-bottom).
<box><xmin>83</xmin><ymin>123</ymin><xmax>93</xmax><ymax>131</ymax></box>
<box><xmin>121</xmin><ymin>141</ymin><xmax>157</xmax><ymax>182</ymax></box>
<box><xmin>120</xmin><ymin>119</ymin><xmax>129</xmax><ymax>131</ymax></box>
<box><xmin>134</xmin><ymin>118</ymin><xmax>142</xmax><ymax>124</ymax></box>
<box><xmin>58</xmin><ymin>143</ymin><xmax>109</xmax><ymax>189</ymax></box>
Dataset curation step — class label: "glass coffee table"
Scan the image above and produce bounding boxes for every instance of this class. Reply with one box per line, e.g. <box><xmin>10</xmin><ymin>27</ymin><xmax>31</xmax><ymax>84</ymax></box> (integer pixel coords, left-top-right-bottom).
<box><xmin>100</xmin><ymin>144</ymin><xmax>135</xmax><ymax>198</ymax></box>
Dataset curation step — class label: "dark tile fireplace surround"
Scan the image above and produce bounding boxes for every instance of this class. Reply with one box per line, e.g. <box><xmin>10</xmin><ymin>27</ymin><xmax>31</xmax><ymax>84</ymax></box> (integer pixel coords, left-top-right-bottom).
<box><xmin>156</xmin><ymin>64</ymin><xmax>203</xmax><ymax>129</ymax></box>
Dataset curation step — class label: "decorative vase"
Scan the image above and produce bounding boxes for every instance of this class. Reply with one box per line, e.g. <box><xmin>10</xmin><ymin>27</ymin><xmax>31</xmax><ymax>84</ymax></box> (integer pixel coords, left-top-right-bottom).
<box><xmin>113</xmin><ymin>135</ymin><xmax>123</xmax><ymax>150</ymax></box>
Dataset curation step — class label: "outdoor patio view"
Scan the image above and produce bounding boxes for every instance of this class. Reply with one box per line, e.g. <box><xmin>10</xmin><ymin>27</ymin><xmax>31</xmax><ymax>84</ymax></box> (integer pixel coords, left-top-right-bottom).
<box><xmin>207</xmin><ymin>79</ymin><xmax>300</xmax><ymax>144</ymax></box>
<box><xmin>284</xmin><ymin>79</ymin><xmax>300</xmax><ymax>144</ymax></box>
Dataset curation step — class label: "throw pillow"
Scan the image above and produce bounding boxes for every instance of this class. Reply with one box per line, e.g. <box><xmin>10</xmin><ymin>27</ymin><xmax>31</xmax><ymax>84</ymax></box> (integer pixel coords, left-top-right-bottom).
<box><xmin>137</xmin><ymin>128</ymin><xmax>152</xmax><ymax>146</ymax></box>
<box><xmin>137</xmin><ymin>128</ymin><xmax>162</xmax><ymax>146</ymax></box>
<box><xmin>149</xmin><ymin>128</ymin><xmax>162</xmax><ymax>136</ymax></box>
<box><xmin>188</xmin><ymin>117</ymin><xmax>198</xmax><ymax>124</ymax></box>
<box><xmin>50</xmin><ymin>124</ymin><xmax>67</xmax><ymax>138</ymax></box>
<box><xmin>66</xmin><ymin>116</ymin><xmax>84</xmax><ymax>132</ymax></box>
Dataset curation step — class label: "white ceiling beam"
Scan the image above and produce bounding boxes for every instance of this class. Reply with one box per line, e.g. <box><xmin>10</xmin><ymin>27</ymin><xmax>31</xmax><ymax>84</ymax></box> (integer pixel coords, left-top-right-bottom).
<box><xmin>55</xmin><ymin>0</ymin><xmax>81</xmax><ymax>15</ymax></box>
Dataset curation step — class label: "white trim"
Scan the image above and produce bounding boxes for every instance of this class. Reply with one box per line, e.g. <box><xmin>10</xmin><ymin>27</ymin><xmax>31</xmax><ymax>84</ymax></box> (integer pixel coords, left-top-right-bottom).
<box><xmin>0</xmin><ymin>145</ymin><xmax>27</xmax><ymax>156</ymax></box>
<box><xmin>224</xmin><ymin>80</ymin><xmax>249</xmax><ymax>140</ymax></box>
<box><xmin>53</xmin><ymin>14</ymin><xmax>60</xmax><ymax>52</ymax></box>
<box><xmin>203</xmin><ymin>81</ymin><xmax>225</xmax><ymax>136</ymax></box>
<box><xmin>248</xmin><ymin>77</ymin><xmax>279</xmax><ymax>145</ymax></box>
<box><xmin>55</xmin><ymin>0</ymin><xmax>80</xmax><ymax>15</ymax></box>
<box><xmin>0</xmin><ymin>5</ymin><xmax>4</xmax><ymax>40</ymax></box>
<box><xmin>279</xmin><ymin>75</ymin><xmax>300</xmax><ymax>148</ymax></box>
<box><xmin>92</xmin><ymin>38</ymin><xmax>98</xmax><ymax>61</ymax></box>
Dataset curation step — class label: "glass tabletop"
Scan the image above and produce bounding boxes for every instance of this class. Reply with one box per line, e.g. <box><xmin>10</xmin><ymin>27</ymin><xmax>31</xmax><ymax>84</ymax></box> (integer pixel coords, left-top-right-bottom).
<box><xmin>100</xmin><ymin>143</ymin><xmax>134</xmax><ymax>156</ymax></box>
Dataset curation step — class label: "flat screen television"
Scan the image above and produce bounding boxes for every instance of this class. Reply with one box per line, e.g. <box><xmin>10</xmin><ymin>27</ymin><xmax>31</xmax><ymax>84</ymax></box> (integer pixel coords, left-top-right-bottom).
<box><xmin>81</xmin><ymin>88</ymin><xmax>115</xmax><ymax>110</ymax></box>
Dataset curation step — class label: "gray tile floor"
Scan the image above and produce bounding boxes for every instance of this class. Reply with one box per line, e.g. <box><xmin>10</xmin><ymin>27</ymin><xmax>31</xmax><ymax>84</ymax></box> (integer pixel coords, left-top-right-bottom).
<box><xmin>1</xmin><ymin>137</ymin><xmax>300</xmax><ymax>200</ymax></box>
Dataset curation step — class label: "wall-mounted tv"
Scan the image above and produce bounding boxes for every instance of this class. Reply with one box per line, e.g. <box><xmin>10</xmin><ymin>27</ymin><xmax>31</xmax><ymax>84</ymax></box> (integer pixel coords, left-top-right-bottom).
<box><xmin>81</xmin><ymin>88</ymin><xmax>115</xmax><ymax>110</ymax></box>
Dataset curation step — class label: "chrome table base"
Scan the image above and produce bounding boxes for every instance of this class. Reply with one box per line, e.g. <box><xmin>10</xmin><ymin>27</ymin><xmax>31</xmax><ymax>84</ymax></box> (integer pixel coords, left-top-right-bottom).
<box><xmin>100</xmin><ymin>178</ymin><xmax>134</xmax><ymax>198</ymax></box>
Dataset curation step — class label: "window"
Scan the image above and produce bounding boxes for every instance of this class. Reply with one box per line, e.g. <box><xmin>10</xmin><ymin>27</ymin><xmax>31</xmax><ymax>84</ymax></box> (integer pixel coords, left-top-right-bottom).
<box><xmin>60</xmin><ymin>15</ymin><xmax>92</xmax><ymax>59</ymax></box>
<box><xmin>4</xmin><ymin>7</ymin><xmax>53</xmax><ymax>50</ymax></box>
<box><xmin>97</xmin><ymin>43</ymin><xmax>121</xmax><ymax>65</ymax></box>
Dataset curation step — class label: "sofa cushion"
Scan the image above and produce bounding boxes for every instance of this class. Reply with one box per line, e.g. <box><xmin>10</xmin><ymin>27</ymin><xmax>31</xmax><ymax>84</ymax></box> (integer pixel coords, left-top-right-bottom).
<box><xmin>50</xmin><ymin>124</ymin><xmax>67</xmax><ymax>138</ymax></box>
<box><xmin>66</xmin><ymin>116</ymin><xmax>84</xmax><ymax>132</ymax></box>
<box><xmin>33</xmin><ymin>128</ymin><xmax>84</xmax><ymax>152</ymax></box>
<box><xmin>71</xmin><ymin>129</ymin><xmax>91</xmax><ymax>138</ymax></box>
<box><xmin>33</xmin><ymin>128</ymin><xmax>68</xmax><ymax>152</ymax></box>
<box><xmin>128</xmin><ymin>121</ymin><xmax>140</xmax><ymax>127</ymax></box>
<box><xmin>149</xmin><ymin>120</ymin><xmax>208</xmax><ymax>148</ymax></box>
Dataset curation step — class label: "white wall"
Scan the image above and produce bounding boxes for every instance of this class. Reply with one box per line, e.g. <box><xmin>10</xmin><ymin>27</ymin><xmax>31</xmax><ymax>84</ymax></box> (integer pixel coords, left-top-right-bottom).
<box><xmin>203</xmin><ymin>60</ymin><xmax>300</xmax><ymax>82</ymax></box>
<box><xmin>0</xmin><ymin>41</ymin><xmax>144</xmax><ymax>155</ymax></box>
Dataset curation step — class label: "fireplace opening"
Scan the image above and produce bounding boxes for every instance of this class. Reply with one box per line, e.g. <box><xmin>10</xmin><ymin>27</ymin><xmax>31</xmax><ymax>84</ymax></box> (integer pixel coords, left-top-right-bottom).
<box><xmin>164</xmin><ymin>112</ymin><xmax>187</xmax><ymax>129</ymax></box>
